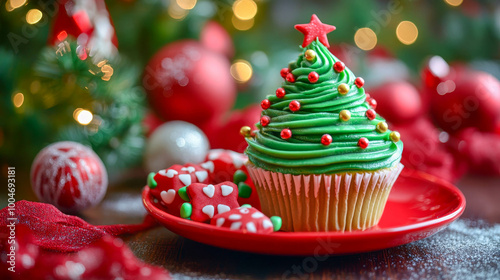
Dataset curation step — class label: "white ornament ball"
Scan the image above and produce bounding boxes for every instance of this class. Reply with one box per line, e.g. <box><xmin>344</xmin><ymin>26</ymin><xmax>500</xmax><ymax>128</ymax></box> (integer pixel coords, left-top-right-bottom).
<box><xmin>30</xmin><ymin>141</ymin><xmax>108</xmax><ymax>213</ymax></box>
<box><xmin>144</xmin><ymin>121</ymin><xmax>210</xmax><ymax>172</ymax></box>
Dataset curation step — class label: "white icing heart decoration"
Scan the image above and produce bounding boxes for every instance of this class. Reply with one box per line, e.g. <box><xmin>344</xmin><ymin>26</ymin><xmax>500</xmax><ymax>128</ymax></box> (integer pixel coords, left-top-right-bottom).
<box><xmin>159</xmin><ymin>169</ymin><xmax>178</xmax><ymax>178</ymax></box>
<box><xmin>203</xmin><ymin>184</ymin><xmax>215</xmax><ymax>198</ymax></box>
<box><xmin>216</xmin><ymin>217</ymin><xmax>225</xmax><ymax>227</ymax></box>
<box><xmin>229</xmin><ymin>152</ymin><xmax>246</xmax><ymax>168</ymax></box>
<box><xmin>195</xmin><ymin>171</ymin><xmax>208</xmax><ymax>182</ymax></box>
<box><xmin>251</xmin><ymin>212</ymin><xmax>264</xmax><ymax>219</ymax></box>
<box><xmin>246</xmin><ymin>222</ymin><xmax>257</xmax><ymax>233</ymax></box>
<box><xmin>181</xmin><ymin>166</ymin><xmax>195</xmax><ymax>173</ymax></box>
<box><xmin>208</xmin><ymin>149</ymin><xmax>224</xmax><ymax>160</ymax></box>
<box><xmin>220</xmin><ymin>185</ymin><xmax>233</xmax><ymax>197</ymax></box>
<box><xmin>217</xmin><ymin>204</ymin><xmax>230</xmax><ymax>214</ymax></box>
<box><xmin>228</xmin><ymin>214</ymin><xmax>242</xmax><ymax>221</ymax></box>
<box><xmin>230</xmin><ymin>222</ymin><xmax>242</xmax><ymax>230</ymax></box>
<box><xmin>178</xmin><ymin>174</ymin><xmax>191</xmax><ymax>186</ymax></box>
<box><xmin>202</xmin><ymin>205</ymin><xmax>215</xmax><ymax>218</ymax></box>
<box><xmin>239</xmin><ymin>208</ymin><xmax>250</xmax><ymax>214</ymax></box>
<box><xmin>262</xmin><ymin>219</ymin><xmax>273</xmax><ymax>229</ymax></box>
<box><xmin>200</xmin><ymin>161</ymin><xmax>214</xmax><ymax>173</ymax></box>
<box><xmin>160</xmin><ymin>189</ymin><xmax>176</xmax><ymax>204</ymax></box>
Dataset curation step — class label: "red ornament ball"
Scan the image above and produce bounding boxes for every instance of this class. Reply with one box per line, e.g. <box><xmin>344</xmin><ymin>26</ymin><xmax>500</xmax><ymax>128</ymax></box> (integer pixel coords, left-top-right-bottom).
<box><xmin>276</xmin><ymin>88</ymin><xmax>286</xmax><ymax>98</ymax></box>
<box><xmin>286</xmin><ymin>72</ymin><xmax>296</xmax><ymax>83</ymax></box>
<box><xmin>369</xmin><ymin>82</ymin><xmax>422</xmax><ymax>124</ymax></box>
<box><xmin>30</xmin><ymin>141</ymin><xmax>108</xmax><ymax>213</ymax></box>
<box><xmin>143</xmin><ymin>40</ymin><xmax>236</xmax><ymax>126</ymax></box>
<box><xmin>281</xmin><ymin>129</ymin><xmax>292</xmax><ymax>139</ymax></box>
<box><xmin>366</xmin><ymin>109</ymin><xmax>376</xmax><ymax>120</ymax></box>
<box><xmin>321</xmin><ymin>134</ymin><xmax>333</xmax><ymax>146</ymax></box>
<box><xmin>308</xmin><ymin>72</ymin><xmax>319</xmax><ymax>83</ymax></box>
<box><xmin>281</xmin><ymin>68</ymin><xmax>290</xmax><ymax>79</ymax></box>
<box><xmin>355</xmin><ymin>77</ymin><xmax>365</xmax><ymax>88</ymax></box>
<box><xmin>201</xmin><ymin>21</ymin><xmax>235</xmax><ymax>58</ymax></box>
<box><xmin>358</xmin><ymin>137</ymin><xmax>369</xmax><ymax>149</ymax></box>
<box><xmin>289</xmin><ymin>100</ymin><xmax>301</xmax><ymax>112</ymax></box>
<box><xmin>261</xmin><ymin>99</ymin><xmax>271</xmax><ymax>110</ymax></box>
<box><xmin>333</xmin><ymin>61</ymin><xmax>345</xmax><ymax>73</ymax></box>
<box><xmin>368</xmin><ymin>98</ymin><xmax>377</xmax><ymax>109</ymax></box>
<box><xmin>260</xmin><ymin>116</ymin><xmax>270</xmax><ymax>126</ymax></box>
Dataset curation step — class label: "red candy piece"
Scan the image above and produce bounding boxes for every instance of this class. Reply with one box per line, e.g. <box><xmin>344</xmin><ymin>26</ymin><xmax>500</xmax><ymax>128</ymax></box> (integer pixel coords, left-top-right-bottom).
<box><xmin>281</xmin><ymin>129</ymin><xmax>292</xmax><ymax>140</ymax></box>
<box><xmin>321</xmin><ymin>134</ymin><xmax>332</xmax><ymax>146</ymax></box>
<box><xmin>366</xmin><ymin>109</ymin><xmax>376</xmax><ymax>120</ymax></box>
<box><xmin>276</xmin><ymin>88</ymin><xmax>286</xmax><ymax>98</ymax></box>
<box><xmin>187</xmin><ymin>182</ymin><xmax>240</xmax><ymax>222</ymax></box>
<box><xmin>355</xmin><ymin>77</ymin><xmax>365</xmax><ymax>88</ymax></box>
<box><xmin>308</xmin><ymin>71</ymin><xmax>319</xmax><ymax>83</ymax></box>
<box><xmin>368</xmin><ymin>98</ymin><xmax>377</xmax><ymax>109</ymax></box>
<box><xmin>289</xmin><ymin>100</ymin><xmax>301</xmax><ymax>112</ymax></box>
<box><xmin>261</xmin><ymin>99</ymin><xmax>271</xmax><ymax>110</ymax></box>
<box><xmin>211</xmin><ymin>206</ymin><xmax>274</xmax><ymax>233</ymax></box>
<box><xmin>280</xmin><ymin>68</ymin><xmax>289</xmax><ymax>79</ymax></box>
<box><xmin>286</xmin><ymin>72</ymin><xmax>296</xmax><ymax>83</ymax></box>
<box><xmin>150</xmin><ymin>164</ymin><xmax>209</xmax><ymax>217</ymax></box>
<box><xmin>358</xmin><ymin>137</ymin><xmax>369</xmax><ymax>149</ymax></box>
<box><xmin>260</xmin><ymin>116</ymin><xmax>270</xmax><ymax>126</ymax></box>
<box><xmin>334</xmin><ymin>61</ymin><xmax>345</xmax><ymax>73</ymax></box>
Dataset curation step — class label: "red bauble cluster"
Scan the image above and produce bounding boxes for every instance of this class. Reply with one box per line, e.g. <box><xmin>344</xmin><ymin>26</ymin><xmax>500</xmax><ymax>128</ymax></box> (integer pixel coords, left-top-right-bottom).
<box><xmin>334</xmin><ymin>61</ymin><xmax>345</xmax><ymax>73</ymax></box>
<box><xmin>289</xmin><ymin>100</ymin><xmax>301</xmax><ymax>112</ymax></box>
<box><xmin>260</xmin><ymin>116</ymin><xmax>270</xmax><ymax>126</ymax></box>
<box><xmin>308</xmin><ymin>72</ymin><xmax>319</xmax><ymax>83</ymax></box>
<box><xmin>358</xmin><ymin>137</ymin><xmax>369</xmax><ymax>149</ymax></box>
<box><xmin>261</xmin><ymin>99</ymin><xmax>271</xmax><ymax>110</ymax></box>
<box><xmin>321</xmin><ymin>134</ymin><xmax>333</xmax><ymax>146</ymax></box>
<box><xmin>366</xmin><ymin>109</ymin><xmax>376</xmax><ymax>120</ymax></box>
<box><xmin>286</xmin><ymin>73</ymin><xmax>296</xmax><ymax>83</ymax></box>
<box><xmin>276</xmin><ymin>88</ymin><xmax>286</xmax><ymax>98</ymax></box>
<box><xmin>355</xmin><ymin>77</ymin><xmax>365</xmax><ymax>88</ymax></box>
<box><xmin>281</xmin><ymin>129</ymin><xmax>292</xmax><ymax>139</ymax></box>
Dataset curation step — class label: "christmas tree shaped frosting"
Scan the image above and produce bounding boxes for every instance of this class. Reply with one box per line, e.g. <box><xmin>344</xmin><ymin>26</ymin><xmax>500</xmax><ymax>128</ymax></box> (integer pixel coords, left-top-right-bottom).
<box><xmin>245</xmin><ymin>15</ymin><xmax>403</xmax><ymax>174</ymax></box>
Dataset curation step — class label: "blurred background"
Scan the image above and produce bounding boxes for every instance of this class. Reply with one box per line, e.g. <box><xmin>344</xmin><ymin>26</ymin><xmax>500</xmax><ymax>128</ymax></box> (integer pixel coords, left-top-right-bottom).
<box><xmin>1</xmin><ymin>0</ymin><xmax>500</xmax><ymax>195</ymax></box>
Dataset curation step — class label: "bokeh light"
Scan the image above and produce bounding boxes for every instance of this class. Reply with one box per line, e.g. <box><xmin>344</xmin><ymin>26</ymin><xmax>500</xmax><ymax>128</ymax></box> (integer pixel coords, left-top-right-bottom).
<box><xmin>232</xmin><ymin>15</ymin><xmax>254</xmax><ymax>31</ymax></box>
<box><xmin>232</xmin><ymin>0</ymin><xmax>257</xmax><ymax>20</ymax></box>
<box><xmin>176</xmin><ymin>0</ymin><xmax>197</xmax><ymax>10</ymax></box>
<box><xmin>230</xmin><ymin>60</ymin><xmax>253</xmax><ymax>83</ymax></box>
<box><xmin>168</xmin><ymin>1</ymin><xmax>189</xmax><ymax>20</ymax></box>
<box><xmin>396</xmin><ymin>21</ymin><xmax>418</xmax><ymax>45</ymax></box>
<box><xmin>12</xmin><ymin>92</ymin><xmax>24</xmax><ymax>108</ymax></box>
<box><xmin>6</xmin><ymin>0</ymin><xmax>26</xmax><ymax>11</ymax></box>
<box><xmin>74</xmin><ymin>109</ymin><xmax>93</xmax><ymax>125</ymax></box>
<box><xmin>444</xmin><ymin>0</ymin><xmax>463</xmax><ymax>7</ymax></box>
<box><xmin>26</xmin><ymin>9</ymin><xmax>43</xmax><ymax>24</ymax></box>
<box><xmin>354</xmin><ymin>28</ymin><xmax>377</xmax><ymax>51</ymax></box>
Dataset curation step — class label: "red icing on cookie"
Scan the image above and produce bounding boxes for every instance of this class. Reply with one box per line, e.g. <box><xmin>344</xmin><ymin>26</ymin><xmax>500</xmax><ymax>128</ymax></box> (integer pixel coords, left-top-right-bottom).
<box><xmin>150</xmin><ymin>164</ymin><xmax>209</xmax><ymax>217</ymax></box>
<box><xmin>187</xmin><ymin>182</ymin><xmax>240</xmax><ymax>222</ymax></box>
<box><xmin>210</xmin><ymin>206</ymin><xmax>274</xmax><ymax>233</ymax></box>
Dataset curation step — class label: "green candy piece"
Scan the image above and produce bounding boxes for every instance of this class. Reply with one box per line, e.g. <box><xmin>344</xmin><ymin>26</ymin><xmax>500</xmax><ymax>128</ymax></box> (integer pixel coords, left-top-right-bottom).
<box><xmin>178</xmin><ymin>186</ymin><xmax>190</xmax><ymax>202</ymax></box>
<box><xmin>241</xmin><ymin>204</ymin><xmax>252</xmax><ymax>208</ymax></box>
<box><xmin>233</xmin><ymin>170</ymin><xmax>248</xmax><ymax>185</ymax></box>
<box><xmin>238</xmin><ymin>182</ymin><xmax>252</xmax><ymax>198</ymax></box>
<box><xmin>180</xmin><ymin>203</ymin><xmax>192</xmax><ymax>219</ymax></box>
<box><xmin>270</xmin><ymin>216</ymin><xmax>282</xmax><ymax>232</ymax></box>
<box><xmin>147</xmin><ymin>172</ymin><xmax>157</xmax><ymax>189</ymax></box>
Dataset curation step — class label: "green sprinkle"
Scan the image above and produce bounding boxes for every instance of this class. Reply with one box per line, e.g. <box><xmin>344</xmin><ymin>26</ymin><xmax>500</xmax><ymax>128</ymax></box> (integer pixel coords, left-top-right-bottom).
<box><xmin>180</xmin><ymin>203</ymin><xmax>192</xmax><ymax>219</ymax></box>
<box><xmin>178</xmin><ymin>186</ymin><xmax>190</xmax><ymax>202</ymax></box>
<box><xmin>241</xmin><ymin>204</ymin><xmax>252</xmax><ymax>208</ymax></box>
<box><xmin>270</xmin><ymin>216</ymin><xmax>282</xmax><ymax>231</ymax></box>
<box><xmin>238</xmin><ymin>182</ymin><xmax>252</xmax><ymax>198</ymax></box>
<box><xmin>233</xmin><ymin>170</ymin><xmax>248</xmax><ymax>185</ymax></box>
<box><xmin>147</xmin><ymin>172</ymin><xmax>157</xmax><ymax>189</ymax></box>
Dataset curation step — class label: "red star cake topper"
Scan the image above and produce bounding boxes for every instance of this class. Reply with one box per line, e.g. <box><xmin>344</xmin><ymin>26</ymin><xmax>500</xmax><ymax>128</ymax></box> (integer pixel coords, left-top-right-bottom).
<box><xmin>295</xmin><ymin>14</ymin><xmax>336</xmax><ymax>48</ymax></box>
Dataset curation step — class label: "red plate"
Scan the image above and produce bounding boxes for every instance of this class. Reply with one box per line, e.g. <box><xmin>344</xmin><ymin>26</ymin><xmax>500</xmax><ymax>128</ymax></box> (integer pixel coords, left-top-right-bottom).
<box><xmin>142</xmin><ymin>169</ymin><xmax>465</xmax><ymax>256</ymax></box>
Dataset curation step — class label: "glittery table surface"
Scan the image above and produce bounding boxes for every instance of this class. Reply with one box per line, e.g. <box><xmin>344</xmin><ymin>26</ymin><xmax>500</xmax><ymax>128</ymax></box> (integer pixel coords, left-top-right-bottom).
<box><xmin>2</xmin><ymin>172</ymin><xmax>499</xmax><ymax>280</ymax></box>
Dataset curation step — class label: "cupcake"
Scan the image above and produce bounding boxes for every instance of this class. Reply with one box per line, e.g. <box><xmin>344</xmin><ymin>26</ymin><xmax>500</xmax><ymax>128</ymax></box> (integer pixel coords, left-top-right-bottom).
<box><xmin>244</xmin><ymin>15</ymin><xmax>404</xmax><ymax>232</ymax></box>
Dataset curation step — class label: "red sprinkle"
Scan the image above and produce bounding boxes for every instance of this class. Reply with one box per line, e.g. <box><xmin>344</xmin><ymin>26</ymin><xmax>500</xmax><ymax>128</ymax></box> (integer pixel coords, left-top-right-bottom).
<box><xmin>355</xmin><ymin>77</ymin><xmax>365</xmax><ymax>88</ymax></box>
<box><xmin>260</xmin><ymin>116</ymin><xmax>270</xmax><ymax>126</ymax></box>
<box><xmin>261</xmin><ymin>99</ymin><xmax>271</xmax><ymax>110</ymax></box>
<box><xmin>358</xmin><ymin>137</ymin><xmax>369</xmax><ymax>149</ymax></box>
<box><xmin>365</xmin><ymin>93</ymin><xmax>371</xmax><ymax>100</ymax></box>
<box><xmin>368</xmin><ymin>98</ymin><xmax>377</xmax><ymax>109</ymax></box>
<box><xmin>276</xmin><ymin>88</ymin><xmax>286</xmax><ymax>98</ymax></box>
<box><xmin>289</xmin><ymin>100</ymin><xmax>301</xmax><ymax>112</ymax></box>
<box><xmin>280</xmin><ymin>68</ymin><xmax>290</xmax><ymax>79</ymax></box>
<box><xmin>366</xmin><ymin>109</ymin><xmax>376</xmax><ymax>120</ymax></box>
<box><xmin>321</xmin><ymin>134</ymin><xmax>333</xmax><ymax>146</ymax></box>
<box><xmin>308</xmin><ymin>72</ymin><xmax>319</xmax><ymax>83</ymax></box>
<box><xmin>281</xmin><ymin>129</ymin><xmax>292</xmax><ymax>140</ymax></box>
<box><xmin>334</xmin><ymin>61</ymin><xmax>345</xmax><ymax>73</ymax></box>
<box><xmin>286</xmin><ymin>73</ymin><xmax>296</xmax><ymax>83</ymax></box>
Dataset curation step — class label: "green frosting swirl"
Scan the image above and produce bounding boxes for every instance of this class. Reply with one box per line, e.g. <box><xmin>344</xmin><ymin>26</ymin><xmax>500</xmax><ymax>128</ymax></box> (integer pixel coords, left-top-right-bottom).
<box><xmin>245</xmin><ymin>39</ymin><xmax>403</xmax><ymax>174</ymax></box>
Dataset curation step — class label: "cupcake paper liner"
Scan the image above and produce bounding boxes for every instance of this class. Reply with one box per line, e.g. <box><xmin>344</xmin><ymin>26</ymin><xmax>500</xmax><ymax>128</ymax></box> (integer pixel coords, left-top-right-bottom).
<box><xmin>246</xmin><ymin>163</ymin><xmax>404</xmax><ymax>232</ymax></box>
